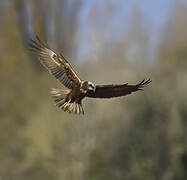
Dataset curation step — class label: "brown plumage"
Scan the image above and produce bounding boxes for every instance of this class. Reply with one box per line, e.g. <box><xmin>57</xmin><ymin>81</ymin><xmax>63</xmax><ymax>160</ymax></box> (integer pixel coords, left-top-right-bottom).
<box><xmin>29</xmin><ymin>36</ymin><xmax>151</xmax><ymax>115</ymax></box>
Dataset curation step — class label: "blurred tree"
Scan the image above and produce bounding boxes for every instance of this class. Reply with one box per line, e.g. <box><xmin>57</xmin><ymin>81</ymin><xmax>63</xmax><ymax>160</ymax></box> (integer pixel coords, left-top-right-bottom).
<box><xmin>13</xmin><ymin>0</ymin><xmax>84</xmax><ymax>62</ymax></box>
<box><xmin>13</xmin><ymin>0</ymin><xmax>34</xmax><ymax>42</ymax></box>
<box><xmin>124</xmin><ymin>7</ymin><xmax>151</xmax><ymax>66</ymax></box>
<box><xmin>155</xmin><ymin>1</ymin><xmax>187</xmax><ymax>179</ymax></box>
<box><xmin>57</xmin><ymin>0</ymin><xmax>83</xmax><ymax>59</ymax></box>
<box><xmin>157</xmin><ymin>1</ymin><xmax>187</xmax><ymax>73</ymax></box>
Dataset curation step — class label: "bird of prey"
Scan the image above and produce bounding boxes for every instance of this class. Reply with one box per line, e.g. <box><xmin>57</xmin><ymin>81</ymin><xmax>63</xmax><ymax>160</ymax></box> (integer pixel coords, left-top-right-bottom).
<box><xmin>29</xmin><ymin>36</ymin><xmax>151</xmax><ymax>115</ymax></box>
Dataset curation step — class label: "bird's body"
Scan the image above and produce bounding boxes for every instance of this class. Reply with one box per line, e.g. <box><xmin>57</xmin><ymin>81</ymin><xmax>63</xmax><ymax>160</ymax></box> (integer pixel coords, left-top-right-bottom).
<box><xmin>50</xmin><ymin>81</ymin><xmax>95</xmax><ymax>114</ymax></box>
<box><xmin>29</xmin><ymin>36</ymin><xmax>151</xmax><ymax>115</ymax></box>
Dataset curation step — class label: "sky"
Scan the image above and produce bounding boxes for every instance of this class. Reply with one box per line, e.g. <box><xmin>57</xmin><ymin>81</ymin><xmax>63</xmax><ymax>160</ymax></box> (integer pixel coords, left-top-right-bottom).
<box><xmin>81</xmin><ymin>0</ymin><xmax>176</xmax><ymax>37</ymax></box>
<box><xmin>0</xmin><ymin>0</ymin><xmax>177</xmax><ymax>31</ymax></box>
<box><xmin>0</xmin><ymin>0</ymin><xmax>176</xmax><ymax>38</ymax></box>
<box><xmin>0</xmin><ymin>0</ymin><xmax>177</xmax><ymax>61</ymax></box>
<box><xmin>77</xmin><ymin>0</ymin><xmax>176</xmax><ymax>60</ymax></box>
<box><xmin>123</xmin><ymin>0</ymin><xmax>176</xmax><ymax>28</ymax></box>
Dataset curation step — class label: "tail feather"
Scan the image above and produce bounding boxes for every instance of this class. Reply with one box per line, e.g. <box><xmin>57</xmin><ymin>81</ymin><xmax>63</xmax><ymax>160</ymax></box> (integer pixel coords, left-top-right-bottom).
<box><xmin>75</xmin><ymin>103</ymin><xmax>79</xmax><ymax>114</ymax></box>
<box><xmin>51</xmin><ymin>88</ymin><xmax>69</xmax><ymax>99</ymax></box>
<box><xmin>80</xmin><ymin>104</ymin><xmax>84</xmax><ymax>115</ymax></box>
<box><xmin>50</xmin><ymin>88</ymin><xmax>84</xmax><ymax>115</ymax></box>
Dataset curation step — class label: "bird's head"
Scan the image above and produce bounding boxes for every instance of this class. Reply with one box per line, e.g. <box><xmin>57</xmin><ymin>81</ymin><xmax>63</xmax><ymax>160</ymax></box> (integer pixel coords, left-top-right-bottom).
<box><xmin>81</xmin><ymin>81</ymin><xmax>96</xmax><ymax>92</ymax></box>
<box><xmin>88</xmin><ymin>81</ymin><xmax>96</xmax><ymax>92</ymax></box>
<box><xmin>82</xmin><ymin>81</ymin><xmax>96</xmax><ymax>92</ymax></box>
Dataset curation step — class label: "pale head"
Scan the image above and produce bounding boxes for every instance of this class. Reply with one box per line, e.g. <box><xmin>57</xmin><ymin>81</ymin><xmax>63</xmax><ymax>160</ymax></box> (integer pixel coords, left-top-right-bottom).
<box><xmin>81</xmin><ymin>81</ymin><xmax>96</xmax><ymax>92</ymax></box>
<box><xmin>88</xmin><ymin>81</ymin><xmax>96</xmax><ymax>92</ymax></box>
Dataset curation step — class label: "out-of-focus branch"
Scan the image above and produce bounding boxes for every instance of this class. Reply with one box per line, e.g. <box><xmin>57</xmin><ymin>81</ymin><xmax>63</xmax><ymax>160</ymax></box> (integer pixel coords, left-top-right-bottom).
<box><xmin>13</xmin><ymin>0</ymin><xmax>34</xmax><ymax>43</ymax></box>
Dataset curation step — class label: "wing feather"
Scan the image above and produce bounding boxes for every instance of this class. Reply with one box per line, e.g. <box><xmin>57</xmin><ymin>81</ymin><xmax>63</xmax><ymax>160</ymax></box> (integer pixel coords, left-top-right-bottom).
<box><xmin>29</xmin><ymin>36</ymin><xmax>81</xmax><ymax>89</ymax></box>
<box><xmin>87</xmin><ymin>79</ymin><xmax>151</xmax><ymax>98</ymax></box>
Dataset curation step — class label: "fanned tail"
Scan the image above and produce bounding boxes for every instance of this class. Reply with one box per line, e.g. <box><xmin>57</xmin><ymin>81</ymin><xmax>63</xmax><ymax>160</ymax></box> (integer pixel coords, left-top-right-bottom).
<box><xmin>62</xmin><ymin>101</ymin><xmax>84</xmax><ymax>115</ymax></box>
<box><xmin>50</xmin><ymin>88</ymin><xmax>84</xmax><ymax>115</ymax></box>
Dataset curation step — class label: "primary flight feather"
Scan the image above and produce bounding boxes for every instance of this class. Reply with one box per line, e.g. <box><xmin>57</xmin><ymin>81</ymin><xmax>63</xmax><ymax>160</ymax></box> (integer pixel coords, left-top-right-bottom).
<box><xmin>29</xmin><ymin>36</ymin><xmax>151</xmax><ymax>115</ymax></box>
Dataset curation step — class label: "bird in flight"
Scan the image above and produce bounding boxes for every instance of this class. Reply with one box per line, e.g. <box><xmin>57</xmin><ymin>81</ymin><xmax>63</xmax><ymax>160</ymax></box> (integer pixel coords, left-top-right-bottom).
<box><xmin>29</xmin><ymin>36</ymin><xmax>151</xmax><ymax>115</ymax></box>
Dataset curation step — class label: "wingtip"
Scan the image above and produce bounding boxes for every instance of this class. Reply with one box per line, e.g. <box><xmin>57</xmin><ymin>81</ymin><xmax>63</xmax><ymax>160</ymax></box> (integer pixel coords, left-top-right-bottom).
<box><xmin>139</xmin><ymin>78</ymin><xmax>152</xmax><ymax>88</ymax></box>
<box><xmin>28</xmin><ymin>33</ymin><xmax>39</xmax><ymax>44</ymax></box>
<box><xmin>29</xmin><ymin>33</ymin><xmax>47</xmax><ymax>48</ymax></box>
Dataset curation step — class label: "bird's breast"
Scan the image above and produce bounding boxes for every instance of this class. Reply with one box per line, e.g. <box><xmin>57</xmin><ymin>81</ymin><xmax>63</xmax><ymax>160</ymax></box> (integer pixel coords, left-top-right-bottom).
<box><xmin>70</xmin><ymin>87</ymin><xmax>87</xmax><ymax>102</ymax></box>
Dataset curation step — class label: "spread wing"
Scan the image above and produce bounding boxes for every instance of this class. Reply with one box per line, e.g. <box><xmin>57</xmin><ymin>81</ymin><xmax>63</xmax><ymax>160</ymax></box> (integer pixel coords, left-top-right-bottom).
<box><xmin>87</xmin><ymin>79</ymin><xmax>151</xmax><ymax>98</ymax></box>
<box><xmin>29</xmin><ymin>36</ymin><xmax>82</xmax><ymax>89</ymax></box>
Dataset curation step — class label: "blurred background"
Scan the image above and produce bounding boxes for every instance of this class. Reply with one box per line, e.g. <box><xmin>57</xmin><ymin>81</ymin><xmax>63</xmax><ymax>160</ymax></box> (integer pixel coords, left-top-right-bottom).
<box><xmin>1</xmin><ymin>0</ymin><xmax>187</xmax><ymax>179</ymax></box>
